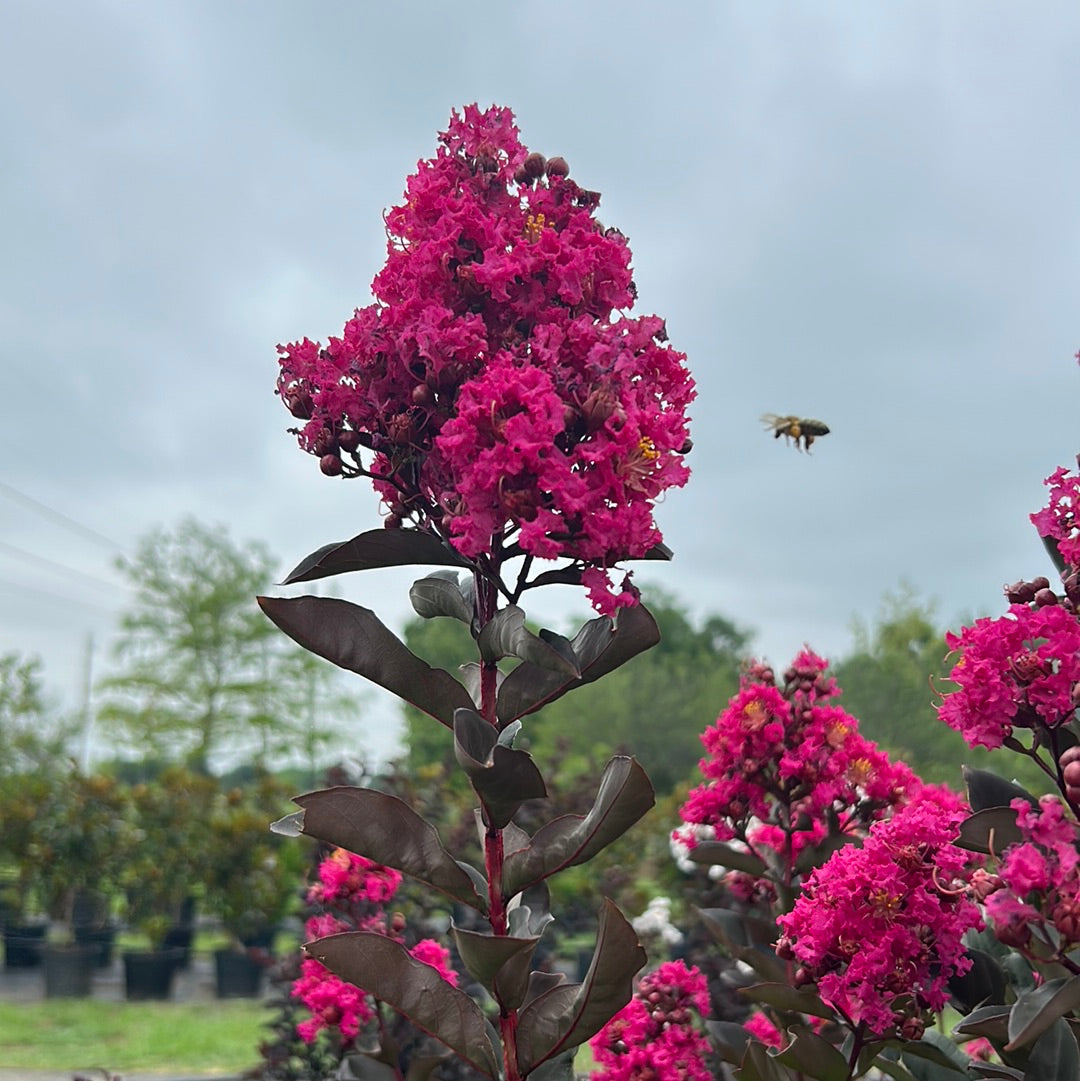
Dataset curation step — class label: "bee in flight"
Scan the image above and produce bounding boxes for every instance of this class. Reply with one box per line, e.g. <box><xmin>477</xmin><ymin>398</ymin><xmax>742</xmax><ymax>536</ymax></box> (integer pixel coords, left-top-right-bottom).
<box><xmin>761</xmin><ymin>414</ymin><xmax>830</xmax><ymax>453</ymax></box>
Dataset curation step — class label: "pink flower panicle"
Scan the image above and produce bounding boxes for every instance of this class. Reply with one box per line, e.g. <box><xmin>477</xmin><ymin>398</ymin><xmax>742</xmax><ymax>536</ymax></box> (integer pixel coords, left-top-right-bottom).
<box><xmin>938</xmin><ymin>603</ymin><xmax>1080</xmax><ymax>750</ymax></box>
<box><xmin>1030</xmin><ymin>462</ymin><xmax>1080</xmax><ymax>568</ymax></box>
<box><xmin>276</xmin><ymin>104</ymin><xmax>695</xmax><ymax>614</ymax></box>
<box><xmin>590</xmin><ymin>961</ymin><xmax>713</xmax><ymax>1081</ymax></box>
<box><xmin>307</xmin><ymin>847</ymin><xmax>403</xmax><ymax>906</ymax></box>
<box><xmin>677</xmin><ymin>651</ymin><xmax>924</xmax><ymax>876</ymax></box>
<box><xmin>775</xmin><ymin>796</ymin><xmax>982</xmax><ymax>1037</ymax></box>
<box><xmin>292</xmin><ymin>957</ymin><xmax>375</xmax><ymax>1044</ymax></box>
<box><xmin>982</xmin><ymin>796</ymin><xmax>1080</xmax><ymax>951</ymax></box>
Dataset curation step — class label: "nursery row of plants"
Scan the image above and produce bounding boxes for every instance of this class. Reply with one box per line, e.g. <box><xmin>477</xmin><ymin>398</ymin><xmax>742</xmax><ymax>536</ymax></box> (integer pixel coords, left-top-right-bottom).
<box><xmin>0</xmin><ymin>764</ymin><xmax>305</xmax><ymax>999</ymax></box>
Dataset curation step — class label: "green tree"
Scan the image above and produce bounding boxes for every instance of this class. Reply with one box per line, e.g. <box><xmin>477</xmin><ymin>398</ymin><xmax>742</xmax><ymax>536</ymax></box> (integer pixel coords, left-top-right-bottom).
<box><xmin>832</xmin><ymin>586</ymin><xmax>1047</xmax><ymax>793</ymax></box>
<box><xmin>0</xmin><ymin>652</ymin><xmax>71</xmax><ymax>775</ymax></box>
<box><xmin>98</xmin><ymin>517</ymin><xmax>356</xmax><ymax>774</ymax></box>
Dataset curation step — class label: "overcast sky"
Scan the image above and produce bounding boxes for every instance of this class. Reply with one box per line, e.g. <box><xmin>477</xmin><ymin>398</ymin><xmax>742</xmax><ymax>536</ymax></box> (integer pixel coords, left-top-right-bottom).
<box><xmin>3</xmin><ymin>2</ymin><xmax>1077</xmax><ymax>765</ymax></box>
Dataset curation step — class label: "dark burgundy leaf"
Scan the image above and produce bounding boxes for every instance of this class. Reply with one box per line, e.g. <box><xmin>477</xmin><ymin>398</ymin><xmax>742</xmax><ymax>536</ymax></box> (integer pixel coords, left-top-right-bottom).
<box><xmin>282</xmin><ymin>529</ymin><xmax>469</xmax><ymax>584</ymax></box>
<box><xmin>287</xmin><ymin>787</ymin><xmax>487</xmax><ymax>912</ymax></box>
<box><xmin>258</xmin><ymin>595</ymin><xmax>473</xmax><ymax>726</ymax></box>
<box><xmin>306</xmin><ymin>932</ymin><xmax>499</xmax><ymax>1079</ymax></box>
<box><xmin>773</xmin><ymin>1025</ymin><xmax>850</xmax><ymax>1081</ymax></box>
<box><xmin>955</xmin><ymin>807</ymin><xmax>1023</xmax><ymax>855</ymax></box>
<box><xmin>453</xmin><ymin>709</ymin><xmax>548</xmax><ymax>828</ymax></box>
<box><xmin>452</xmin><ymin>923</ymin><xmax>538</xmax><ymax>1011</ymax></box>
<box><xmin>707</xmin><ymin>1020</ymin><xmax>751</xmax><ymax>1065</ymax></box>
<box><xmin>496</xmin><ymin>604</ymin><xmax>660</xmax><ymax>723</ymax></box>
<box><xmin>501</xmin><ymin>757</ymin><xmax>654</xmax><ymax>897</ymax></box>
<box><xmin>478</xmin><ymin>606</ymin><xmax>579</xmax><ymax>676</ymax></box>
<box><xmin>1005</xmin><ymin>975</ymin><xmax>1080</xmax><ymax>1050</ymax></box>
<box><xmin>1022</xmin><ymin>1018</ymin><xmax>1080</xmax><ymax>1080</ymax></box>
<box><xmin>948</xmin><ymin>947</ymin><xmax>1006</xmax><ymax>1012</ymax></box>
<box><xmin>409</xmin><ymin>572</ymin><xmax>473</xmax><ymax>624</ymax></box>
<box><xmin>740</xmin><ymin>982</ymin><xmax>833</xmax><ymax>1020</ymax></box>
<box><xmin>515</xmin><ymin>899</ymin><xmax>646</xmax><ymax>1074</ymax></box>
<box><xmin>953</xmin><ymin>1003</ymin><xmax>1012</xmax><ymax>1041</ymax></box>
<box><xmin>962</xmin><ymin>767</ymin><xmax>1038</xmax><ymax>812</ymax></box>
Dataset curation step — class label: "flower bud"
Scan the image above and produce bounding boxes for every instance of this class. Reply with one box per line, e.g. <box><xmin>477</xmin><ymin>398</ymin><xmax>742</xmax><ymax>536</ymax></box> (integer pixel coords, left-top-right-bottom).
<box><xmin>545</xmin><ymin>156</ymin><xmax>570</xmax><ymax>178</ymax></box>
<box><xmin>678</xmin><ymin>438</ymin><xmax>694</xmax><ymax>454</ymax></box>
<box><xmin>523</xmin><ymin>152</ymin><xmax>546</xmax><ymax>179</ymax></box>
<box><xmin>899</xmin><ymin>1016</ymin><xmax>925</xmax><ymax>1041</ymax></box>
<box><xmin>311</xmin><ymin>427</ymin><xmax>336</xmax><ymax>456</ymax></box>
<box><xmin>284</xmin><ymin>388</ymin><xmax>314</xmax><ymax>420</ymax></box>
<box><xmin>338</xmin><ymin>429</ymin><xmax>361</xmax><ymax>454</ymax></box>
<box><xmin>320</xmin><ymin>454</ymin><xmax>343</xmax><ymax>477</ymax></box>
<box><xmin>1005</xmin><ymin>580</ymin><xmax>1036</xmax><ymax>603</ymax></box>
<box><xmin>1034</xmin><ymin>587</ymin><xmax>1059</xmax><ymax>607</ymax></box>
<box><xmin>1032</xmin><ymin>576</ymin><xmax>1051</xmax><ymax>591</ymax></box>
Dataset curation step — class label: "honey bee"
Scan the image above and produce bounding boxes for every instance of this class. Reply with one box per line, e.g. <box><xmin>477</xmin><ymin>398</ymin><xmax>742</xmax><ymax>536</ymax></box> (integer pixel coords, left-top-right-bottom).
<box><xmin>761</xmin><ymin>414</ymin><xmax>830</xmax><ymax>453</ymax></box>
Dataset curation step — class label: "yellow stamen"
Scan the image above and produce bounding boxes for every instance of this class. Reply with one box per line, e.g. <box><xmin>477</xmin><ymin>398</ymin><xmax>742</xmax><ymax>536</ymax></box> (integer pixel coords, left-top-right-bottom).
<box><xmin>524</xmin><ymin>212</ymin><xmax>547</xmax><ymax>242</ymax></box>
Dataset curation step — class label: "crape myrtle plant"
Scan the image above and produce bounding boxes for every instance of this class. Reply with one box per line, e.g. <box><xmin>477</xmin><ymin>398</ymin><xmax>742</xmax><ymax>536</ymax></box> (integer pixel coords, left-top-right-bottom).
<box><xmin>259</xmin><ymin>105</ymin><xmax>694</xmax><ymax>1081</ymax></box>
<box><xmin>590</xmin><ymin>462</ymin><xmax>1080</xmax><ymax>1081</ymax></box>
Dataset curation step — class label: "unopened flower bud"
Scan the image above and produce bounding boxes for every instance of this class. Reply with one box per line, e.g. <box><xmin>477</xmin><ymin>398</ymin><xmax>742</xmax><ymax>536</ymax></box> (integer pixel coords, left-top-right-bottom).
<box><xmin>285</xmin><ymin>389</ymin><xmax>314</xmax><ymax>420</ymax></box>
<box><xmin>522</xmin><ymin>152</ymin><xmax>546</xmax><ymax>179</ymax></box>
<box><xmin>678</xmin><ymin>438</ymin><xmax>693</xmax><ymax>455</ymax></box>
<box><xmin>412</xmin><ymin>383</ymin><xmax>435</xmax><ymax>407</ymax></box>
<box><xmin>1034</xmin><ymin>588</ymin><xmax>1059</xmax><ymax>607</ymax></box>
<box><xmin>390</xmin><ymin>911</ymin><xmax>407</xmax><ymax>934</ymax></box>
<box><xmin>545</xmin><ymin>156</ymin><xmax>570</xmax><ymax>178</ymax></box>
<box><xmin>1032</xmin><ymin>576</ymin><xmax>1051</xmax><ymax>591</ymax></box>
<box><xmin>320</xmin><ymin>454</ymin><xmax>343</xmax><ymax>477</ymax></box>
<box><xmin>311</xmin><ymin>427</ymin><xmax>336</xmax><ymax>456</ymax></box>
<box><xmin>899</xmin><ymin>1016</ymin><xmax>925</xmax><ymax>1041</ymax></box>
<box><xmin>338</xmin><ymin>429</ymin><xmax>361</xmax><ymax>454</ymax></box>
<box><xmin>1005</xmin><ymin>580</ymin><xmax>1036</xmax><ymax>603</ymax></box>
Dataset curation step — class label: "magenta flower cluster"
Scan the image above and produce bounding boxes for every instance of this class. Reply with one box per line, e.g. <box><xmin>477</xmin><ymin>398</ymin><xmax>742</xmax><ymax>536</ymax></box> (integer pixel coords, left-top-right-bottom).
<box><xmin>677</xmin><ymin>652</ymin><xmax>923</xmax><ymax>868</ymax></box>
<box><xmin>980</xmin><ymin>796</ymin><xmax>1080</xmax><ymax>953</ymax></box>
<box><xmin>776</xmin><ymin>797</ymin><xmax>981</xmax><ymax>1037</ymax></box>
<box><xmin>938</xmin><ymin>464</ymin><xmax>1080</xmax><ymax>750</ymax></box>
<box><xmin>293</xmin><ymin>847</ymin><xmax>456</xmax><ymax>1046</ymax></box>
<box><xmin>589</xmin><ymin>960</ymin><xmax>713</xmax><ymax>1081</ymax></box>
<box><xmin>277</xmin><ymin>105</ymin><xmax>694</xmax><ymax>613</ymax></box>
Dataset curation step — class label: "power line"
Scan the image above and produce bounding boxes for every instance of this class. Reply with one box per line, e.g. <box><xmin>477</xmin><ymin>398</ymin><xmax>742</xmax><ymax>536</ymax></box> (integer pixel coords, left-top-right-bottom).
<box><xmin>0</xmin><ymin>539</ymin><xmax>129</xmax><ymax>596</ymax></box>
<box><xmin>0</xmin><ymin>480</ymin><xmax>124</xmax><ymax>552</ymax></box>
<box><xmin>0</xmin><ymin>575</ymin><xmax>120</xmax><ymax>617</ymax></box>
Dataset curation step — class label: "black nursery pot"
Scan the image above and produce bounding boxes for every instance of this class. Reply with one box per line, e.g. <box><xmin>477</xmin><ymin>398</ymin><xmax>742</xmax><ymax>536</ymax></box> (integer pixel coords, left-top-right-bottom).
<box><xmin>2</xmin><ymin>923</ymin><xmax>47</xmax><ymax>968</ymax></box>
<box><xmin>73</xmin><ymin>924</ymin><xmax>116</xmax><ymax>968</ymax></box>
<box><xmin>122</xmin><ymin>948</ymin><xmax>185</xmax><ymax>1001</ymax></box>
<box><xmin>43</xmin><ymin>943</ymin><xmax>97</xmax><ymax>998</ymax></box>
<box><xmin>214</xmin><ymin>947</ymin><xmax>266</xmax><ymax>998</ymax></box>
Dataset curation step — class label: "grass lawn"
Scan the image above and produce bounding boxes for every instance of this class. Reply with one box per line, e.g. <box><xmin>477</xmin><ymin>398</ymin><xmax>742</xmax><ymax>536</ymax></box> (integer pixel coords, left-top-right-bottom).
<box><xmin>0</xmin><ymin>999</ymin><xmax>267</xmax><ymax>1073</ymax></box>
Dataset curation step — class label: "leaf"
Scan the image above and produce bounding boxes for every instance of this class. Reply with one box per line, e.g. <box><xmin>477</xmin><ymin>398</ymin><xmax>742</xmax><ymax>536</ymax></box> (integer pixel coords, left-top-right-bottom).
<box><xmin>515</xmin><ymin>899</ymin><xmax>646</xmax><ymax>1074</ymax></box>
<box><xmin>697</xmin><ymin>908</ymin><xmax>787</xmax><ymax>983</ymax></box>
<box><xmin>478</xmin><ymin>606</ymin><xmax>580</xmax><ymax>677</ymax></box>
<box><xmin>962</xmin><ymin>767</ymin><xmax>1039</xmax><ymax>812</ymax></box>
<box><xmin>501</xmin><ymin>757</ymin><xmax>654</xmax><ymax>897</ymax></box>
<box><xmin>452</xmin><ymin>923</ymin><xmax>539</xmax><ymax>1012</ymax></box>
<box><xmin>706</xmin><ymin>1020</ymin><xmax>751</xmax><ymax>1065</ymax></box>
<box><xmin>898</xmin><ymin>1030</ymin><xmax>972</xmax><ymax>1080</ymax></box>
<box><xmin>1024</xmin><ymin>1017</ymin><xmax>1080</xmax><ymax>1080</ymax></box>
<box><xmin>496</xmin><ymin>604</ymin><xmax>661</xmax><ymax>723</ymax></box>
<box><xmin>409</xmin><ymin>572</ymin><xmax>473</xmax><ymax>624</ymax></box>
<box><xmin>453</xmin><ymin>709</ymin><xmax>548</xmax><ymax>828</ymax></box>
<box><xmin>404</xmin><ymin>1055</ymin><xmax>450</xmax><ymax>1081</ymax></box>
<box><xmin>257</xmin><ymin>595</ymin><xmax>474</xmax><ymax>726</ymax></box>
<box><xmin>773</xmin><ymin>1024</ymin><xmax>850</xmax><ymax>1081</ymax></box>
<box><xmin>967</xmin><ymin>1065</ymin><xmax>1024</xmax><ymax>1080</ymax></box>
<box><xmin>306</xmin><ymin>932</ymin><xmax>499</xmax><ymax>1079</ymax></box>
<box><xmin>281</xmin><ymin>529</ymin><xmax>469</xmax><ymax>584</ymax></box>
<box><xmin>948</xmin><ymin>947</ymin><xmax>1007</xmax><ymax>1012</ymax></box>
<box><xmin>953</xmin><ymin>1003</ymin><xmax>1013</xmax><ymax>1041</ymax></box>
<box><xmin>285</xmin><ymin>787</ymin><xmax>487</xmax><ymax>912</ymax></box>
<box><xmin>1043</xmin><ymin>534</ymin><xmax>1068</xmax><ymax>577</ymax></box>
<box><xmin>338</xmin><ymin>1053</ymin><xmax>399</xmax><ymax>1081</ymax></box>
<box><xmin>739</xmin><ymin>982</ymin><xmax>834</xmax><ymax>1020</ymax></box>
<box><xmin>685</xmin><ymin>841</ymin><xmax>768</xmax><ymax>877</ymax></box>
<box><xmin>734</xmin><ymin>1040</ymin><xmax>788</xmax><ymax>1081</ymax></box>
<box><xmin>794</xmin><ymin>831</ymin><xmax>861</xmax><ymax>875</ymax></box>
<box><xmin>1006</xmin><ymin>975</ymin><xmax>1080</xmax><ymax>1050</ymax></box>
<box><xmin>869</xmin><ymin>1053</ymin><xmax>921</xmax><ymax>1081</ymax></box>
<box><xmin>956</xmin><ymin>806</ymin><xmax>1023</xmax><ymax>856</ymax></box>
<box><xmin>524</xmin><ymin>1049</ymin><xmax>576</xmax><ymax>1081</ymax></box>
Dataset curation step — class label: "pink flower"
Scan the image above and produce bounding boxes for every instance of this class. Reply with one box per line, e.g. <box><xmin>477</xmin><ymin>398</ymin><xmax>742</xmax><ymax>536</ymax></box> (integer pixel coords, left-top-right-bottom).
<box><xmin>276</xmin><ymin>105</ymin><xmax>694</xmax><ymax>614</ymax></box>
<box><xmin>939</xmin><ymin>604</ymin><xmax>1080</xmax><ymax>749</ymax></box>
<box><xmin>1031</xmin><ymin>463</ymin><xmax>1080</xmax><ymax>567</ymax></box>
<box><xmin>408</xmin><ymin>938</ymin><xmax>458</xmax><ymax>986</ymax></box>
<box><xmin>309</xmin><ymin>848</ymin><xmax>403</xmax><ymax>905</ymax></box>
<box><xmin>590</xmin><ymin>961</ymin><xmax>712</xmax><ymax>1081</ymax></box>
<box><xmin>776</xmin><ymin>796</ymin><xmax>981</xmax><ymax>1036</ymax></box>
<box><xmin>743</xmin><ymin>1011</ymin><xmax>785</xmax><ymax>1050</ymax></box>
<box><xmin>292</xmin><ymin>956</ymin><xmax>374</xmax><ymax>1044</ymax></box>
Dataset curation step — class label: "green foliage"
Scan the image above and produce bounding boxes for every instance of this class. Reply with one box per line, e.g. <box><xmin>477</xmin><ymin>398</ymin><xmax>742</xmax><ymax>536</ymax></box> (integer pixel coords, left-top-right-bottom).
<box><xmin>831</xmin><ymin>586</ymin><xmax>1048</xmax><ymax>793</ymax></box>
<box><xmin>0</xmin><ymin>651</ymin><xmax>73</xmax><ymax>775</ymax></box>
<box><xmin>98</xmin><ymin>517</ymin><xmax>360</xmax><ymax>774</ymax></box>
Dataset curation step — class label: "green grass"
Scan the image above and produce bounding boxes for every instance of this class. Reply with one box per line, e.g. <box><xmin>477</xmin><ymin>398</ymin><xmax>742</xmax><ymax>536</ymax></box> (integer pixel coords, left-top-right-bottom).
<box><xmin>0</xmin><ymin>999</ymin><xmax>267</xmax><ymax>1073</ymax></box>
